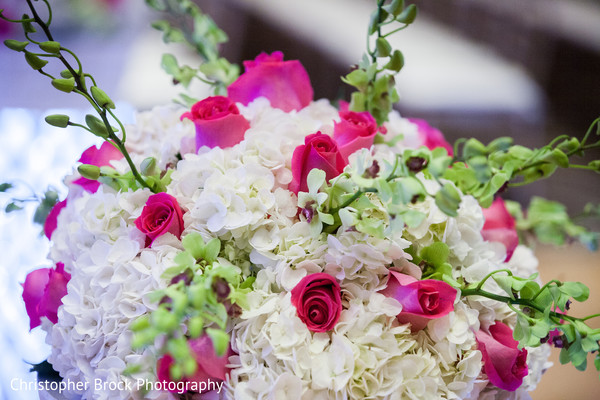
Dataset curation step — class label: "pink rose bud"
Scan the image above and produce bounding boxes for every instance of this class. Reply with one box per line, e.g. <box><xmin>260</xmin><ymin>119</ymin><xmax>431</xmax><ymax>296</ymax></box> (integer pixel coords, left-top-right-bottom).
<box><xmin>481</xmin><ymin>197</ymin><xmax>519</xmax><ymax>261</ymax></box>
<box><xmin>44</xmin><ymin>199</ymin><xmax>67</xmax><ymax>240</ymax></box>
<box><xmin>181</xmin><ymin>96</ymin><xmax>250</xmax><ymax>151</ymax></box>
<box><xmin>290</xmin><ymin>273</ymin><xmax>342</xmax><ymax>332</ymax></box>
<box><xmin>73</xmin><ymin>141</ymin><xmax>124</xmax><ymax>193</ymax></box>
<box><xmin>156</xmin><ymin>335</ymin><xmax>233</xmax><ymax>394</ymax></box>
<box><xmin>289</xmin><ymin>132</ymin><xmax>346</xmax><ymax>194</ymax></box>
<box><xmin>22</xmin><ymin>262</ymin><xmax>70</xmax><ymax>329</ymax></box>
<box><xmin>333</xmin><ymin>110</ymin><xmax>379</xmax><ymax>161</ymax></box>
<box><xmin>409</xmin><ymin>118</ymin><xmax>453</xmax><ymax>156</ymax></box>
<box><xmin>228</xmin><ymin>51</ymin><xmax>313</xmax><ymax>112</ymax></box>
<box><xmin>380</xmin><ymin>270</ymin><xmax>457</xmax><ymax>332</ymax></box>
<box><xmin>475</xmin><ymin>321</ymin><xmax>528</xmax><ymax>391</ymax></box>
<box><xmin>135</xmin><ymin>193</ymin><xmax>185</xmax><ymax>246</ymax></box>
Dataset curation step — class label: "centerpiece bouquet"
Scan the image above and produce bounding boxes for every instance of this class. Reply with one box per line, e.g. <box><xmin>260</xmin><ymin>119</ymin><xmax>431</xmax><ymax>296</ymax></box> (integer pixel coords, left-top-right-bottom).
<box><xmin>2</xmin><ymin>1</ymin><xmax>600</xmax><ymax>399</ymax></box>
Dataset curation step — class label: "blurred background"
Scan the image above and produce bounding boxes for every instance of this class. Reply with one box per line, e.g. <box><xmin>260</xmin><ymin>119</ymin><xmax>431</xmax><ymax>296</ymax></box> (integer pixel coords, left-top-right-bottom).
<box><xmin>0</xmin><ymin>0</ymin><xmax>599</xmax><ymax>399</ymax></box>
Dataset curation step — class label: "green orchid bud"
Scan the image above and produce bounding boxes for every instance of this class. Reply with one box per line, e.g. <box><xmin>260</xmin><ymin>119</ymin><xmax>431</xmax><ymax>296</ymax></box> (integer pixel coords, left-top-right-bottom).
<box><xmin>77</xmin><ymin>164</ymin><xmax>101</xmax><ymax>180</ymax></box>
<box><xmin>183</xmin><ymin>358</ymin><xmax>198</xmax><ymax>377</ymax></box>
<box><xmin>85</xmin><ymin>114</ymin><xmax>109</xmax><ymax>138</ymax></box>
<box><xmin>396</xmin><ymin>4</ymin><xmax>418</xmax><ymax>24</ymax></box>
<box><xmin>140</xmin><ymin>157</ymin><xmax>157</xmax><ymax>176</ymax></box>
<box><xmin>22</xmin><ymin>14</ymin><xmax>36</xmax><ymax>33</ymax></box>
<box><xmin>152</xmin><ymin>307</ymin><xmax>179</xmax><ymax>331</ymax></box>
<box><xmin>39</xmin><ymin>41</ymin><xmax>61</xmax><ymax>53</ymax></box>
<box><xmin>206</xmin><ymin>328</ymin><xmax>229</xmax><ymax>356</ymax></box>
<box><xmin>4</xmin><ymin>39</ymin><xmax>29</xmax><ymax>52</ymax></box>
<box><xmin>51</xmin><ymin>78</ymin><xmax>75</xmax><ymax>93</ymax></box>
<box><xmin>383</xmin><ymin>0</ymin><xmax>405</xmax><ymax>16</ymax></box>
<box><xmin>375</xmin><ymin>37</ymin><xmax>392</xmax><ymax>57</ymax></box>
<box><xmin>384</xmin><ymin>50</ymin><xmax>404</xmax><ymax>72</ymax></box>
<box><xmin>45</xmin><ymin>114</ymin><xmax>70</xmax><ymax>128</ymax></box>
<box><xmin>91</xmin><ymin>86</ymin><xmax>115</xmax><ymax>109</ymax></box>
<box><xmin>188</xmin><ymin>316</ymin><xmax>204</xmax><ymax>338</ymax></box>
<box><xmin>24</xmin><ymin>52</ymin><xmax>48</xmax><ymax>70</ymax></box>
<box><xmin>589</xmin><ymin>160</ymin><xmax>600</xmax><ymax>173</ymax></box>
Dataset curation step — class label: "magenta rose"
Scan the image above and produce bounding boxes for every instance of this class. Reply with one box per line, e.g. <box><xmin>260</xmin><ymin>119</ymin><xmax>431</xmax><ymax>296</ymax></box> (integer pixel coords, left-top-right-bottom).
<box><xmin>289</xmin><ymin>132</ymin><xmax>346</xmax><ymax>194</ymax></box>
<box><xmin>181</xmin><ymin>96</ymin><xmax>250</xmax><ymax>151</ymax></box>
<box><xmin>380</xmin><ymin>270</ymin><xmax>457</xmax><ymax>332</ymax></box>
<box><xmin>481</xmin><ymin>197</ymin><xmax>519</xmax><ymax>261</ymax></box>
<box><xmin>157</xmin><ymin>335</ymin><xmax>233</xmax><ymax>394</ymax></box>
<box><xmin>73</xmin><ymin>141</ymin><xmax>124</xmax><ymax>193</ymax></box>
<box><xmin>228</xmin><ymin>51</ymin><xmax>313</xmax><ymax>112</ymax></box>
<box><xmin>333</xmin><ymin>110</ymin><xmax>379</xmax><ymax>161</ymax></box>
<box><xmin>475</xmin><ymin>321</ymin><xmax>528</xmax><ymax>391</ymax></box>
<box><xmin>135</xmin><ymin>193</ymin><xmax>185</xmax><ymax>246</ymax></box>
<box><xmin>290</xmin><ymin>273</ymin><xmax>342</xmax><ymax>332</ymax></box>
<box><xmin>22</xmin><ymin>262</ymin><xmax>70</xmax><ymax>329</ymax></box>
<box><xmin>44</xmin><ymin>199</ymin><xmax>67</xmax><ymax>240</ymax></box>
<box><xmin>409</xmin><ymin>118</ymin><xmax>453</xmax><ymax>156</ymax></box>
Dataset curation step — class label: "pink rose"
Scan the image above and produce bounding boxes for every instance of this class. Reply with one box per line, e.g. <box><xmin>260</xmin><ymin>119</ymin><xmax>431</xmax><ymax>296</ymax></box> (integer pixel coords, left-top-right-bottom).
<box><xmin>333</xmin><ymin>110</ymin><xmax>378</xmax><ymax>161</ymax></box>
<box><xmin>44</xmin><ymin>199</ymin><xmax>67</xmax><ymax>240</ymax></box>
<box><xmin>157</xmin><ymin>335</ymin><xmax>233</xmax><ymax>394</ymax></box>
<box><xmin>135</xmin><ymin>193</ymin><xmax>185</xmax><ymax>246</ymax></box>
<box><xmin>290</xmin><ymin>273</ymin><xmax>342</xmax><ymax>332</ymax></box>
<box><xmin>73</xmin><ymin>141</ymin><xmax>123</xmax><ymax>193</ymax></box>
<box><xmin>481</xmin><ymin>197</ymin><xmax>519</xmax><ymax>261</ymax></box>
<box><xmin>475</xmin><ymin>321</ymin><xmax>528</xmax><ymax>391</ymax></box>
<box><xmin>380</xmin><ymin>270</ymin><xmax>457</xmax><ymax>332</ymax></box>
<box><xmin>22</xmin><ymin>262</ymin><xmax>70</xmax><ymax>329</ymax></box>
<box><xmin>409</xmin><ymin>118</ymin><xmax>453</xmax><ymax>156</ymax></box>
<box><xmin>289</xmin><ymin>132</ymin><xmax>346</xmax><ymax>194</ymax></box>
<box><xmin>228</xmin><ymin>51</ymin><xmax>313</xmax><ymax>112</ymax></box>
<box><xmin>181</xmin><ymin>96</ymin><xmax>250</xmax><ymax>151</ymax></box>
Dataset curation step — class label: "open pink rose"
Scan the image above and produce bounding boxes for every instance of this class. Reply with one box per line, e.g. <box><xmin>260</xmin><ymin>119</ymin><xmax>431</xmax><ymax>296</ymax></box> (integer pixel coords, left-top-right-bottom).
<box><xmin>289</xmin><ymin>132</ymin><xmax>346</xmax><ymax>194</ymax></box>
<box><xmin>73</xmin><ymin>141</ymin><xmax>124</xmax><ymax>193</ymax></box>
<box><xmin>181</xmin><ymin>96</ymin><xmax>250</xmax><ymax>151</ymax></box>
<box><xmin>157</xmin><ymin>335</ymin><xmax>233</xmax><ymax>394</ymax></box>
<box><xmin>135</xmin><ymin>193</ymin><xmax>184</xmax><ymax>246</ymax></box>
<box><xmin>44</xmin><ymin>199</ymin><xmax>67</xmax><ymax>240</ymax></box>
<box><xmin>481</xmin><ymin>197</ymin><xmax>519</xmax><ymax>261</ymax></box>
<box><xmin>228</xmin><ymin>51</ymin><xmax>313</xmax><ymax>112</ymax></box>
<box><xmin>380</xmin><ymin>270</ymin><xmax>457</xmax><ymax>332</ymax></box>
<box><xmin>22</xmin><ymin>262</ymin><xmax>70</xmax><ymax>329</ymax></box>
<box><xmin>291</xmin><ymin>273</ymin><xmax>342</xmax><ymax>332</ymax></box>
<box><xmin>333</xmin><ymin>110</ymin><xmax>378</xmax><ymax>161</ymax></box>
<box><xmin>475</xmin><ymin>321</ymin><xmax>528</xmax><ymax>391</ymax></box>
<box><xmin>409</xmin><ymin>118</ymin><xmax>453</xmax><ymax>156</ymax></box>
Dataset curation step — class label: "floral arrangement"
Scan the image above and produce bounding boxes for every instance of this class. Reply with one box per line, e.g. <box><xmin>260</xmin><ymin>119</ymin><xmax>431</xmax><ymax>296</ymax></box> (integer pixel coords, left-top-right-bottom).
<box><xmin>2</xmin><ymin>1</ymin><xmax>600</xmax><ymax>399</ymax></box>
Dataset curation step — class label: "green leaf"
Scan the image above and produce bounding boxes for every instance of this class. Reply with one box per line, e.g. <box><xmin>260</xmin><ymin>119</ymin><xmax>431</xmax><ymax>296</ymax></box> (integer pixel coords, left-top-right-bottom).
<box><xmin>51</xmin><ymin>78</ymin><xmax>75</xmax><ymax>93</ymax></box>
<box><xmin>0</xmin><ymin>183</ymin><xmax>13</xmax><ymax>192</ymax></box>
<box><xmin>5</xmin><ymin>203</ymin><xmax>23</xmax><ymax>213</ymax></box>
<box><xmin>204</xmin><ymin>238</ymin><xmax>221</xmax><ymax>263</ymax></box>
<box><xmin>4</xmin><ymin>39</ymin><xmax>29</xmax><ymax>52</ymax></box>
<box><xmin>435</xmin><ymin>183</ymin><xmax>461</xmax><ymax>217</ymax></box>
<box><xmin>45</xmin><ymin>114</ymin><xmax>70</xmax><ymax>128</ymax></box>
<box><xmin>39</xmin><ymin>41</ymin><xmax>61</xmax><ymax>54</ymax></box>
<box><xmin>182</xmin><ymin>232</ymin><xmax>207</xmax><ymax>260</ymax></box>
<box><xmin>85</xmin><ymin>114</ymin><xmax>110</xmax><ymax>138</ymax></box>
<box><xmin>24</xmin><ymin>52</ymin><xmax>48</xmax><ymax>70</ymax></box>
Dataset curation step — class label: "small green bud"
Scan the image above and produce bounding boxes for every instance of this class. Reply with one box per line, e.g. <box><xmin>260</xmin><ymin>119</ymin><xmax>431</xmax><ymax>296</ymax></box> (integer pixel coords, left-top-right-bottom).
<box><xmin>188</xmin><ymin>316</ymin><xmax>204</xmax><ymax>338</ymax></box>
<box><xmin>383</xmin><ymin>0</ymin><xmax>405</xmax><ymax>16</ymax></box>
<box><xmin>4</xmin><ymin>39</ymin><xmax>29</xmax><ymax>52</ymax></box>
<box><xmin>375</xmin><ymin>37</ymin><xmax>392</xmax><ymax>57</ymax></box>
<box><xmin>22</xmin><ymin>15</ymin><xmax>36</xmax><ymax>33</ymax></box>
<box><xmin>45</xmin><ymin>114</ymin><xmax>70</xmax><ymax>128</ymax></box>
<box><xmin>140</xmin><ymin>157</ymin><xmax>157</xmax><ymax>176</ymax></box>
<box><xmin>60</xmin><ymin>69</ymin><xmax>73</xmax><ymax>79</ymax></box>
<box><xmin>51</xmin><ymin>78</ymin><xmax>75</xmax><ymax>93</ymax></box>
<box><xmin>589</xmin><ymin>160</ymin><xmax>600</xmax><ymax>173</ymax></box>
<box><xmin>39</xmin><ymin>41</ymin><xmax>61</xmax><ymax>53</ymax></box>
<box><xmin>206</xmin><ymin>328</ymin><xmax>229</xmax><ymax>356</ymax></box>
<box><xmin>129</xmin><ymin>316</ymin><xmax>150</xmax><ymax>332</ymax></box>
<box><xmin>78</xmin><ymin>164</ymin><xmax>101</xmax><ymax>180</ymax></box>
<box><xmin>183</xmin><ymin>358</ymin><xmax>198</xmax><ymax>377</ymax></box>
<box><xmin>90</xmin><ymin>86</ymin><xmax>115</xmax><ymax>109</ymax></box>
<box><xmin>24</xmin><ymin>52</ymin><xmax>48</xmax><ymax>70</ymax></box>
<box><xmin>384</xmin><ymin>50</ymin><xmax>404</xmax><ymax>72</ymax></box>
<box><xmin>396</xmin><ymin>4</ymin><xmax>418</xmax><ymax>24</ymax></box>
<box><xmin>152</xmin><ymin>307</ymin><xmax>179</xmax><ymax>331</ymax></box>
<box><xmin>85</xmin><ymin>114</ymin><xmax>110</xmax><ymax>138</ymax></box>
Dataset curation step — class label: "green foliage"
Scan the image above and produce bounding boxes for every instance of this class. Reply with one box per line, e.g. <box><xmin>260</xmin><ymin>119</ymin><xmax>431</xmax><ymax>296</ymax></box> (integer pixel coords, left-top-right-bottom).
<box><xmin>130</xmin><ymin>233</ymin><xmax>251</xmax><ymax>380</ymax></box>
<box><xmin>145</xmin><ymin>0</ymin><xmax>239</xmax><ymax>101</ymax></box>
<box><xmin>343</xmin><ymin>0</ymin><xmax>417</xmax><ymax>125</ymax></box>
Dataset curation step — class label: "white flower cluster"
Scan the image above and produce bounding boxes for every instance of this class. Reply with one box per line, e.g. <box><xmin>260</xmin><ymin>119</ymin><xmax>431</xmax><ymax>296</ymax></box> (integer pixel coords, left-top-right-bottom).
<box><xmin>42</xmin><ymin>98</ymin><xmax>550</xmax><ymax>399</ymax></box>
